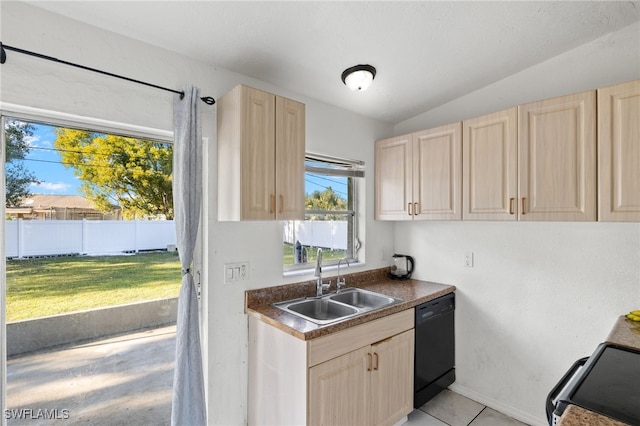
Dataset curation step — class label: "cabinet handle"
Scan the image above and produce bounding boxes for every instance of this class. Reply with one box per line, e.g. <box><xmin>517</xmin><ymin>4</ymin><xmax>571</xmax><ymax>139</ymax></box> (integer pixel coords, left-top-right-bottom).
<box><xmin>408</xmin><ymin>203</ymin><xmax>413</xmax><ymax>216</ymax></box>
<box><xmin>509</xmin><ymin>198</ymin><xmax>515</xmax><ymax>215</ymax></box>
<box><xmin>521</xmin><ymin>198</ymin><xmax>526</xmax><ymax>215</ymax></box>
<box><xmin>414</xmin><ymin>202</ymin><xmax>419</xmax><ymax>216</ymax></box>
<box><xmin>279</xmin><ymin>194</ymin><xmax>284</xmax><ymax>214</ymax></box>
<box><xmin>373</xmin><ymin>352</ymin><xmax>379</xmax><ymax>371</ymax></box>
<box><xmin>270</xmin><ymin>194</ymin><xmax>275</xmax><ymax>214</ymax></box>
<box><xmin>367</xmin><ymin>353</ymin><xmax>373</xmax><ymax>371</ymax></box>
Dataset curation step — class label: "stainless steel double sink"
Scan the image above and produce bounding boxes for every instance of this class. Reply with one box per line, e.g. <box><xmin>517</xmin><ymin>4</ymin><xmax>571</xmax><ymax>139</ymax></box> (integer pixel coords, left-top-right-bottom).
<box><xmin>273</xmin><ymin>287</ymin><xmax>402</xmax><ymax>325</ymax></box>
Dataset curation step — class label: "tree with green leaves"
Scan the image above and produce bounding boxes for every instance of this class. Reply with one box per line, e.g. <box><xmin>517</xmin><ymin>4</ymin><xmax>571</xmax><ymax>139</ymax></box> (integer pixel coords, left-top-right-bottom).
<box><xmin>5</xmin><ymin>120</ymin><xmax>39</xmax><ymax>207</ymax></box>
<box><xmin>305</xmin><ymin>187</ymin><xmax>347</xmax><ymax>220</ymax></box>
<box><xmin>54</xmin><ymin>128</ymin><xmax>173</xmax><ymax>219</ymax></box>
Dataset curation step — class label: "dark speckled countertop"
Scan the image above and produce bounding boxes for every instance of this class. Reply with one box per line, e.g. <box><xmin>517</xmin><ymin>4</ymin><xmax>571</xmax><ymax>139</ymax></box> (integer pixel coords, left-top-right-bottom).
<box><xmin>557</xmin><ymin>405</ymin><xmax>629</xmax><ymax>426</ymax></box>
<box><xmin>605</xmin><ymin>316</ymin><xmax>640</xmax><ymax>350</ymax></box>
<box><xmin>245</xmin><ymin>267</ymin><xmax>456</xmax><ymax>340</ymax></box>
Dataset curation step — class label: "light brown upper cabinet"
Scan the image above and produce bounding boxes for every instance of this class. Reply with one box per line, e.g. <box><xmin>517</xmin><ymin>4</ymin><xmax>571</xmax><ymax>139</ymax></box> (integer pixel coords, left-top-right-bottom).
<box><xmin>463</xmin><ymin>107</ymin><xmax>518</xmax><ymax>220</ymax></box>
<box><xmin>217</xmin><ymin>84</ymin><xmax>305</xmax><ymax>221</ymax></box>
<box><xmin>375</xmin><ymin>123</ymin><xmax>462</xmax><ymax>221</ymax></box>
<box><xmin>375</xmin><ymin>134</ymin><xmax>413</xmax><ymax>220</ymax></box>
<box><xmin>518</xmin><ymin>90</ymin><xmax>597</xmax><ymax>221</ymax></box>
<box><xmin>597</xmin><ymin>79</ymin><xmax>640</xmax><ymax>222</ymax></box>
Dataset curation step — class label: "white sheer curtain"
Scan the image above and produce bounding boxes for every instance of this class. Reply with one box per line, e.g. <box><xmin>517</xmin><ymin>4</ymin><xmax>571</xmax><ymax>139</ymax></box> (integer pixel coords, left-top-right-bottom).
<box><xmin>171</xmin><ymin>85</ymin><xmax>206</xmax><ymax>425</ymax></box>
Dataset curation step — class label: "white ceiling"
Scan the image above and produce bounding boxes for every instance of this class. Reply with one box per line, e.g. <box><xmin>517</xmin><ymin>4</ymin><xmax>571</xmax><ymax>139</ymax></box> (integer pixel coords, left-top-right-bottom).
<box><xmin>26</xmin><ymin>1</ymin><xmax>640</xmax><ymax>124</ymax></box>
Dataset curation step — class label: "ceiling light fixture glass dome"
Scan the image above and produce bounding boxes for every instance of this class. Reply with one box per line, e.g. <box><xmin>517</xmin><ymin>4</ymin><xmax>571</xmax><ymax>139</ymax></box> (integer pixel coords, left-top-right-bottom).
<box><xmin>341</xmin><ymin>64</ymin><xmax>376</xmax><ymax>91</ymax></box>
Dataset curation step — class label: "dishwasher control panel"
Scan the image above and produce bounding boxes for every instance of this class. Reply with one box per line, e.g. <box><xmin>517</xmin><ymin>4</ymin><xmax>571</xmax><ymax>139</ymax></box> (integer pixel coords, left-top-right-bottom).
<box><xmin>415</xmin><ymin>293</ymin><xmax>455</xmax><ymax>324</ymax></box>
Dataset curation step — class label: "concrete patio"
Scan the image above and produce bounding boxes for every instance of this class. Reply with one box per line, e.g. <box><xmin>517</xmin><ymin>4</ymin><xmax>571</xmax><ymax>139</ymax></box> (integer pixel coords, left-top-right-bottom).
<box><xmin>6</xmin><ymin>326</ymin><xmax>175</xmax><ymax>425</ymax></box>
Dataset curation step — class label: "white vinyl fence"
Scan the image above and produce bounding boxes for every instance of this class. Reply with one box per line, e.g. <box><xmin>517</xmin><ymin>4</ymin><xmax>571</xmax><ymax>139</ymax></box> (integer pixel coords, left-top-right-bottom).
<box><xmin>283</xmin><ymin>220</ymin><xmax>347</xmax><ymax>250</ymax></box>
<box><xmin>5</xmin><ymin>219</ymin><xmax>176</xmax><ymax>258</ymax></box>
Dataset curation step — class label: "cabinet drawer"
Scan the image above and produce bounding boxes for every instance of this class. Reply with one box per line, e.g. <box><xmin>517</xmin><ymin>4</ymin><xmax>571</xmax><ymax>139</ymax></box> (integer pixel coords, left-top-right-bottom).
<box><xmin>308</xmin><ymin>309</ymin><xmax>413</xmax><ymax>367</ymax></box>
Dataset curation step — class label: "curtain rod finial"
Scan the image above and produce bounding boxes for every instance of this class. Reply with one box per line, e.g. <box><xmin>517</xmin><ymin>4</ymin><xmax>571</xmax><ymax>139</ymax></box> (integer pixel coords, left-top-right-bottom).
<box><xmin>201</xmin><ymin>96</ymin><xmax>216</xmax><ymax>105</ymax></box>
<box><xmin>1</xmin><ymin>42</ymin><xmax>6</xmax><ymax>64</ymax></box>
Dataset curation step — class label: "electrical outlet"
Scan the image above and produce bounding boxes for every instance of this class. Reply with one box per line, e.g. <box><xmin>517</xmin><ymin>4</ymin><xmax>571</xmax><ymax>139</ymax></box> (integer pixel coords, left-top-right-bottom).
<box><xmin>464</xmin><ymin>251</ymin><xmax>474</xmax><ymax>268</ymax></box>
<box><xmin>224</xmin><ymin>262</ymin><xmax>250</xmax><ymax>283</ymax></box>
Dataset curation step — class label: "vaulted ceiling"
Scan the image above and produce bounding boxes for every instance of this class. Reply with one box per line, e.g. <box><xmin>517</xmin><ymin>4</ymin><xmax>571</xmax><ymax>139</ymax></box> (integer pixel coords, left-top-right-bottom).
<box><xmin>27</xmin><ymin>1</ymin><xmax>640</xmax><ymax>124</ymax></box>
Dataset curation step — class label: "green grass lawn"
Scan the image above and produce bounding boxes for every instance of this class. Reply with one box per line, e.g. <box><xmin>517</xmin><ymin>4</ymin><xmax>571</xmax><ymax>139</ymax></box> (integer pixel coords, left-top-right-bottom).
<box><xmin>5</xmin><ymin>252</ymin><xmax>181</xmax><ymax>322</ymax></box>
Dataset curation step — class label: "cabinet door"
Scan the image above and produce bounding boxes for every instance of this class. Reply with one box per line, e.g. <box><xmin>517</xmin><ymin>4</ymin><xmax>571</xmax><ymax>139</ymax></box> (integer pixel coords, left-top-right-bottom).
<box><xmin>275</xmin><ymin>96</ymin><xmax>305</xmax><ymax>220</ymax></box>
<box><xmin>370</xmin><ymin>330</ymin><xmax>414</xmax><ymax>426</ymax></box>
<box><xmin>463</xmin><ymin>108</ymin><xmax>518</xmax><ymax>220</ymax></box>
<box><xmin>375</xmin><ymin>135</ymin><xmax>413</xmax><ymax>220</ymax></box>
<box><xmin>518</xmin><ymin>90</ymin><xmax>596</xmax><ymax>221</ymax></box>
<box><xmin>308</xmin><ymin>346</ymin><xmax>370</xmax><ymax>426</ymax></box>
<box><xmin>413</xmin><ymin>123</ymin><xmax>462</xmax><ymax>220</ymax></box>
<box><xmin>598</xmin><ymin>80</ymin><xmax>640</xmax><ymax>222</ymax></box>
<box><xmin>240</xmin><ymin>86</ymin><xmax>276</xmax><ymax>220</ymax></box>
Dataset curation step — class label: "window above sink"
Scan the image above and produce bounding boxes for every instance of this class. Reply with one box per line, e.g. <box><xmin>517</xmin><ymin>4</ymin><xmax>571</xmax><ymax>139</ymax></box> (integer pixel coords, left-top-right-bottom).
<box><xmin>283</xmin><ymin>153</ymin><xmax>364</xmax><ymax>274</ymax></box>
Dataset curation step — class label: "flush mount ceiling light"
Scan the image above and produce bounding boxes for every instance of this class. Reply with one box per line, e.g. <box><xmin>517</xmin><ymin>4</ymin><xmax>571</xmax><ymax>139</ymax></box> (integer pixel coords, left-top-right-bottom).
<box><xmin>341</xmin><ymin>64</ymin><xmax>376</xmax><ymax>91</ymax></box>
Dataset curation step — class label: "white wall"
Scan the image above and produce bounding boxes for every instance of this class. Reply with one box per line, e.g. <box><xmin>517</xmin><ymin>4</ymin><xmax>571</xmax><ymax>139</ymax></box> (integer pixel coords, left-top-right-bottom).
<box><xmin>0</xmin><ymin>2</ymin><xmax>394</xmax><ymax>425</ymax></box>
<box><xmin>393</xmin><ymin>23</ymin><xmax>640</xmax><ymax>425</ymax></box>
<box><xmin>396</xmin><ymin>222</ymin><xmax>639</xmax><ymax>424</ymax></box>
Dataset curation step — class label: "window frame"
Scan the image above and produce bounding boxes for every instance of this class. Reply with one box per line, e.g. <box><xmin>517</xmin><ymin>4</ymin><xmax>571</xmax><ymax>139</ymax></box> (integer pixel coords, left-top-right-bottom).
<box><xmin>0</xmin><ymin>105</ymin><xmax>180</xmax><ymax>419</ymax></box>
<box><xmin>283</xmin><ymin>152</ymin><xmax>364</xmax><ymax>273</ymax></box>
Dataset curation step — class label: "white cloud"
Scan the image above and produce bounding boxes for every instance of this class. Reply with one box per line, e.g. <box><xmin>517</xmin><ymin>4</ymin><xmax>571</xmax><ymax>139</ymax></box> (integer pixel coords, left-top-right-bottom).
<box><xmin>30</xmin><ymin>181</ymin><xmax>71</xmax><ymax>192</ymax></box>
<box><xmin>39</xmin><ymin>139</ymin><xmax>53</xmax><ymax>148</ymax></box>
<box><xmin>25</xmin><ymin>134</ymin><xmax>53</xmax><ymax>149</ymax></box>
<box><xmin>24</xmin><ymin>135</ymin><xmax>40</xmax><ymax>147</ymax></box>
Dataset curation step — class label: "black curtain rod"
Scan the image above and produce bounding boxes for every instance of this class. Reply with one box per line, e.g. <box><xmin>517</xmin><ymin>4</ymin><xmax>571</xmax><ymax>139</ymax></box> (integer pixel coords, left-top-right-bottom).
<box><xmin>0</xmin><ymin>42</ymin><xmax>215</xmax><ymax>105</ymax></box>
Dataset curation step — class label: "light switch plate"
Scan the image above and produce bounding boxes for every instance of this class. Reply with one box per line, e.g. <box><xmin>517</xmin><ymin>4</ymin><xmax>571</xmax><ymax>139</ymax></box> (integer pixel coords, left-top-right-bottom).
<box><xmin>224</xmin><ymin>261</ymin><xmax>249</xmax><ymax>283</ymax></box>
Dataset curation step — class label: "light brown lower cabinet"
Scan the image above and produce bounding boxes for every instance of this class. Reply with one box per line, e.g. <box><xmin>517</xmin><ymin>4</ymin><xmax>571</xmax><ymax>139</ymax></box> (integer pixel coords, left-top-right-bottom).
<box><xmin>248</xmin><ymin>309</ymin><xmax>414</xmax><ymax>426</ymax></box>
<box><xmin>309</xmin><ymin>329</ymin><xmax>414</xmax><ymax>426</ymax></box>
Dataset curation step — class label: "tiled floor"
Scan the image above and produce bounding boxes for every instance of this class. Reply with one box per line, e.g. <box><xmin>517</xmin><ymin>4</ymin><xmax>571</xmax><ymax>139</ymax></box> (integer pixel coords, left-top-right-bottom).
<box><xmin>406</xmin><ymin>389</ymin><xmax>529</xmax><ymax>426</ymax></box>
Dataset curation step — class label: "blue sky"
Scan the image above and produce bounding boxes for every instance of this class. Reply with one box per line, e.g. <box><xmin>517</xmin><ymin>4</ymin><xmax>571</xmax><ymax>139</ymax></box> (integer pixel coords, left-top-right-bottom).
<box><xmin>17</xmin><ymin>121</ymin><xmax>346</xmax><ymax>199</ymax></box>
<box><xmin>23</xmin><ymin>123</ymin><xmax>81</xmax><ymax>195</ymax></box>
<box><xmin>305</xmin><ymin>172</ymin><xmax>348</xmax><ymax>200</ymax></box>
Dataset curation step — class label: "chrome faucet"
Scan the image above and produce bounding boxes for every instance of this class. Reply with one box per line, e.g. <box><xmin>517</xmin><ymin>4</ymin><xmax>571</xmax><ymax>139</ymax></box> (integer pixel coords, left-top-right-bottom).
<box><xmin>314</xmin><ymin>248</ymin><xmax>330</xmax><ymax>297</ymax></box>
<box><xmin>337</xmin><ymin>258</ymin><xmax>350</xmax><ymax>293</ymax></box>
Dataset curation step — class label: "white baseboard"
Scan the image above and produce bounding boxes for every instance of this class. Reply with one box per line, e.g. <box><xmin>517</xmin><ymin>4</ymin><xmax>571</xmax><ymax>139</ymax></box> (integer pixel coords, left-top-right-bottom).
<box><xmin>448</xmin><ymin>383</ymin><xmax>548</xmax><ymax>426</ymax></box>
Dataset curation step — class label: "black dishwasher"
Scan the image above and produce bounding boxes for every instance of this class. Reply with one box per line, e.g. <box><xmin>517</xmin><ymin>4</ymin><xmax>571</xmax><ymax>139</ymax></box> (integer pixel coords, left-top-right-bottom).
<box><xmin>414</xmin><ymin>293</ymin><xmax>455</xmax><ymax>408</ymax></box>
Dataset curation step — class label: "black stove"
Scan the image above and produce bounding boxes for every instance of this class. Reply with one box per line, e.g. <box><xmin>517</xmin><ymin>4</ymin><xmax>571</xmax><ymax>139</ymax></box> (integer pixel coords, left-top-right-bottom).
<box><xmin>547</xmin><ymin>343</ymin><xmax>640</xmax><ymax>425</ymax></box>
